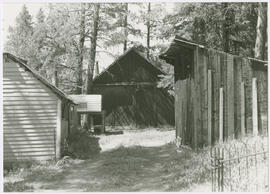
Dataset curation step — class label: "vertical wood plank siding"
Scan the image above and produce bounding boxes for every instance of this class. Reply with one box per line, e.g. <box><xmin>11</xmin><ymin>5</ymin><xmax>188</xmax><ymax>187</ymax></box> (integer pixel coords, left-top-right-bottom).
<box><xmin>3</xmin><ymin>58</ymin><xmax>58</xmax><ymax>162</ymax></box>
<box><xmin>173</xmin><ymin>46</ymin><xmax>267</xmax><ymax>147</ymax></box>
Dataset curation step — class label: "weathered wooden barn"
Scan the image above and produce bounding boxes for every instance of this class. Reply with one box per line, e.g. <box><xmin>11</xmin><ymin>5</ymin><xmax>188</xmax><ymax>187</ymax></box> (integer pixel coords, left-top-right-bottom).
<box><xmin>92</xmin><ymin>47</ymin><xmax>174</xmax><ymax>127</ymax></box>
<box><xmin>3</xmin><ymin>53</ymin><xmax>77</xmax><ymax>163</ymax></box>
<box><xmin>160</xmin><ymin>37</ymin><xmax>268</xmax><ymax>148</ymax></box>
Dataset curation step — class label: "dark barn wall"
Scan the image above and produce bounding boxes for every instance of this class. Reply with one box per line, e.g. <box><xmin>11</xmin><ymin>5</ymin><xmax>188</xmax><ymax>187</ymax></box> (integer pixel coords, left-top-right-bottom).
<box><xmin>93</xmin><ymin>49</ymin><xmax>175</xmax><ymax>127</ymax></box>
<box><xmin>173</xmin><ymin>46</ymin><xmax>267</xmax><ymax>148</ymax></box>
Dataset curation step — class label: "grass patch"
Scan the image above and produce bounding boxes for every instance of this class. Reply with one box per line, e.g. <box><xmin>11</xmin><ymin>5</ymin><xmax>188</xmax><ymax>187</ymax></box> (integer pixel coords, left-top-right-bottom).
<box><xmin>4</xmin><ymin>157</ymin><xmax>83</xmax><ymax>192</ymax></box>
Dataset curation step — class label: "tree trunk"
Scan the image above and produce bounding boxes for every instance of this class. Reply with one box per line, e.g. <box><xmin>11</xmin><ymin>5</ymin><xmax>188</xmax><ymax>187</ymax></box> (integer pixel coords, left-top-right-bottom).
<box><xmin>255</xmin><ymin>2</ymin><xmax>267</xmax><ymax>60</ymax></box>
<box><xmin>146</xmin><ymin>3</ymin><xmax>151</xmax><ymax>58</ymax></box>
<box><xmin>123</xmin><ymin>3</ymin><xmax>128</xmax><ymax>52</ymax></box>
<box><xmin>95</xmin><ymin>61</ymin><xmax>99</xmax><ymax>76</ymax></box>
<box><xmin>54</xmin><ymin>64</ymin><xmax>59</xmax><ymax>88</ymax></box>
<box><xmin>87</xmin><ymin>3</ymin><xmax>100</xmax><ymax>129</ymax></box>
<box><xmin>76</xmin><ymin>3</ymin><xmax>86</xmax><ymax>94</ymax></box>
<box><xmin>222</xmin><ymin>3</ymin><xmax>235</xmax><ymax>53</ymax></box>
<box><xmin>87</xmin><ymin>3</ymin><xmax>100</xmax><ymax>95</ymax></box>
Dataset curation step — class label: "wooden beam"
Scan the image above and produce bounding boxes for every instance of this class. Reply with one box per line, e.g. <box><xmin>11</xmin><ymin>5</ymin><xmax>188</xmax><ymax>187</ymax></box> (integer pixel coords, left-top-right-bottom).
<box><xmin>193</xmin><ymin>46</ymin><xmax>199</xmax><ymax>149</ymax></box>
<box><xmin>252</xmin><ymin>78</ymin><xmax>258</xmax><ymax>136</ymax></box>
<box><xmin>101</xmin><ymin>110</ymin><xmax>105</xmax><ymax>133</ymax></box>
<box><xmin>208</xmin><ymin>70</ymin><xmax>212</xmax><ymax>146</ymax></box>
<box><xmin>94</xmin><ymin>82</ymin><xmax>156</xmax><ymax>87</ymax></box>
<box><xmin>219</xmin><ymin>87</ymin><xmax>224</xmax><ymax>142</ymax></box>
<box><xmin>240</xmin><ymin>82</ymin><xmax>246</xmax><ymax>137</ymax></box>
<box><xmin>227</xmin><ymin>55</ymin><xmax>234</xmax><ymax>139</ymax></box>
<box><xmin>56</xmin><ymin>99</ymin><xmax>62</xmax><ymax>160</ymax></box>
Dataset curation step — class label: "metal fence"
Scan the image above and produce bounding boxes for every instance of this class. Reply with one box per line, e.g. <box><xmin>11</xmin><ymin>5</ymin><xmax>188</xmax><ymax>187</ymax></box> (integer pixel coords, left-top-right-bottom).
<box><xmin>211</xmin><ymin>137</ymin><xmax>269</xmax><ymax>192</ymax></box>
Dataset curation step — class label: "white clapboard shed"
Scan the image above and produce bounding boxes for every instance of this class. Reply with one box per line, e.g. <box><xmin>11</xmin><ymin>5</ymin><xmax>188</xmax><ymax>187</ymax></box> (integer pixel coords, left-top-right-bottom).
<box><xmin>3</xmin><ymin>53</ymin><xmax>77</xmax><ymax>164</ymax></box>
<box><xmin>69</xmin><ymin>95</ymin><xmax>102</xmax><ymax>113</ymax></box>
<box><xmin>69</xmin><ymin>95</ymin><xmax>105</xmax><ymax>132</ymax></box>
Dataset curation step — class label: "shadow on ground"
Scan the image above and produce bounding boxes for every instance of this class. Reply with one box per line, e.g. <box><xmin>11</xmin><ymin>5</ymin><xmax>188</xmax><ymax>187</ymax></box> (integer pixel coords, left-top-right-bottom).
<box><xmin>28</xmin><ymin>143</ymin><xmax>211</xmax><ymax>192</ymax></box>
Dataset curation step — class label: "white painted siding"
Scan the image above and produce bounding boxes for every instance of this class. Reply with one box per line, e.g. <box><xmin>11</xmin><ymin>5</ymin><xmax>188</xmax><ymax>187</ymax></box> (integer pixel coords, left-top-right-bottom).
<box><xmin>3</xmin><ymin>58</ymin><xmax>58</xmax><ymax>162</ymax></box>
<box><xmin>69</xmin><ymin>95</ymin><xmax>102</xmax><ymax>112</ymax></box>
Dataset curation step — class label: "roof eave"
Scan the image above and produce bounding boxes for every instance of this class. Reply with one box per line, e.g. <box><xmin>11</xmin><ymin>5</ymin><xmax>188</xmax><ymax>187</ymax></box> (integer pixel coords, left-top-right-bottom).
<box><xmin>4</xmin><ymin>53</ymin><xmax>77</xmax><ymax>105</ymax></box>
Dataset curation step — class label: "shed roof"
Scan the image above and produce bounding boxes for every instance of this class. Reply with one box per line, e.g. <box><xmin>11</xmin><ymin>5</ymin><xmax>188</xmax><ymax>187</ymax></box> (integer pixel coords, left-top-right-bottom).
<box><xmin>3</xmin><ymin>52</ymin><xmax>76</xmax><ymax>104</ymax></box>
<box><xmin>160</xmin><ymin>36</ymin><xmax>268</xmax><ymax>66</ymax></box>
<box><xmin>93</xmin><ymin>47</ymin><xmax>166</xmax><ymax>83</ymax></box>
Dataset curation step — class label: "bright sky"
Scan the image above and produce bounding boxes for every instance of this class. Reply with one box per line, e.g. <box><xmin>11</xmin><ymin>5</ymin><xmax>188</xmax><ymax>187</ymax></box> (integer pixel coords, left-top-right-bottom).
<box><xmin>2</xmin><ymin>2</ymin><xmax>175</xmax><ymax>71</ymax></box>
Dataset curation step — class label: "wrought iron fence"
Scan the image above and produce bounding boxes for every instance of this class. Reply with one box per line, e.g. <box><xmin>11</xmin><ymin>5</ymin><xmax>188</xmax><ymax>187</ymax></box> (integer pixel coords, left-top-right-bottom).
<box><xmin>211</xmin><ymin>137</ymin><xmax>269</xmax><ymax>192</ymax></box>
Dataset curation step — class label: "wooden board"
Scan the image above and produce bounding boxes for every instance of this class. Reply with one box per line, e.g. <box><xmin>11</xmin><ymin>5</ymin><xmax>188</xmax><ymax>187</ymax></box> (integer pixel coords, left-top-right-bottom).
<box><xmin>219</xmin><ymin>88</ymin><xmax>224</xmax><ymax>142</ymax></box>
<box><xmin>240</xmin><ymin>82</ymin><xmax>246</xmax><ymax>137</ymax></box>
<box><xmin>227</xmin><ymin>54</ymin><xmax>234</xmax><ymax>139</ymax></box>
<box><xmin>252</xmin><ymin>78</ymin><xmax>258</xmax><ymax>136</ymax></box>
<box><xmin>207</xmin><ymin>70</ymin><xmax>212</xmax><ymax>146</ymax></box>
<box><xmin>69</xmin><ymin>94</ymin><xmax>102</xmax><ymax>112</ymax></box>
<box><xmin>3</xmin><ymin>59</ymin><xmax>58</xmax><ymax>162</ymax></box>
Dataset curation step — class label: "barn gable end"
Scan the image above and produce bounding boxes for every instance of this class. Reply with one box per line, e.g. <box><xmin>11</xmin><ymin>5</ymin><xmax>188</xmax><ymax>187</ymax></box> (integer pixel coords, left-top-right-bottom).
<box><xmin>93</xmin><ymin>48</ymin><xmax>174</xmax><ymax>127</ymax></box>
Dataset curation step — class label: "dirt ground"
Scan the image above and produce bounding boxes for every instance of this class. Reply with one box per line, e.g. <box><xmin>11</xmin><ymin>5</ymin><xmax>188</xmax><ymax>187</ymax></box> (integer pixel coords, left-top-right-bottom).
<box><xmin>4</xmin><ymin>128</ymin><xmax>211</xmax><ymax>192</ymax></box>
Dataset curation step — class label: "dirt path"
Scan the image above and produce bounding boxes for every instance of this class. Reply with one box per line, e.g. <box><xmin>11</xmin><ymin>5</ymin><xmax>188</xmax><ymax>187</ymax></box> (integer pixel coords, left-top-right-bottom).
<box><xmin>5</xmin><ymin>129</ymin><xmax>211</xmax><ymax>192</ymax></box>
<box><xmin>32</xmin><ymin>144</ymin><xmax>177</xmax><ymax>192</ymax></box>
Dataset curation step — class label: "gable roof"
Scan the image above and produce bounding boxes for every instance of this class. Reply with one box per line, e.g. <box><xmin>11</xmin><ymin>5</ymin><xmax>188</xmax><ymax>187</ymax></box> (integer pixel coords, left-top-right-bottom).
<box><xmin>93</xmin><ymin>47</ymin><xmax>166</xmax><ymax>83</ymax></box>
<box><xmin>160</xmin><ymin>36</ymin><xmax>268</xmax><ymax>66</ymax></box>
<box><xmin>3</xmin><ymin>53</ymin><xmax>76</xmax><ymax>104</ymax></box>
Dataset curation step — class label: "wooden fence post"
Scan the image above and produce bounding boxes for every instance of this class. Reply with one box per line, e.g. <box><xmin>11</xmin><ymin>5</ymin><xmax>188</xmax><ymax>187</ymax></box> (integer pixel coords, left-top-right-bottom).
<box><xmin>252</xmin><ymin>78</ymin><xmax>258</xmax><ymax>136</ymax></box>
<box><xmin>219</xmin><ymin>88</ymin><xmax>224</xmax><ymax>142</ymax></box>
<box><xmin>208</xmin><ymin>70</ymin><xmax>212</xmax><ymax>146</ymax></box>
<box><xmin>240</xmin><ymin>82</ymin><xmax>246</xmax><ymax>137</ymax></box>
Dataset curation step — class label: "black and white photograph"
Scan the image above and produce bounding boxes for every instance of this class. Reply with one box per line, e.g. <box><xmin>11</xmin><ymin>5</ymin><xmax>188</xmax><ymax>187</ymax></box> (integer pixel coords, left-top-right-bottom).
<box><xmin>1</xmin><ymin>1</ymin><xmax>269</xmax><ymax>192</ymax></box>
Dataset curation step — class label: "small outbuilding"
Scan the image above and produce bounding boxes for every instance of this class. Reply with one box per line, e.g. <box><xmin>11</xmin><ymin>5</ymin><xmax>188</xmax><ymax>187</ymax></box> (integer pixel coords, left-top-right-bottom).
<box><xmin>93</xmin><ymin>47</ymin><xmax>175</xmax><ymax>127</ymax></box>
<box><xmin>160</xmin><ymin>36</ymin><xmax>268</xmax><ymax>148</ymax></box>
<box><xmin>69</xmin><ymin>94</ymin><xmax>105</xmax><ymax>133</ymax></box>
<box><xmin>3</xmin><ymin>53</ymin><xmax>77</xmax><ymax>164</ymax></box>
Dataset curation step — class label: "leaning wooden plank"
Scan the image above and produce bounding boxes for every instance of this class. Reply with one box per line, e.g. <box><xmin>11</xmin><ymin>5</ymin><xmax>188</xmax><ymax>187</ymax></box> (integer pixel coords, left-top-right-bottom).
<box><xmin>252</xmin><ymin>78</ymin><xmax>258</xmax><ymax>136</ymax></box>
<box><xmin>219</xmin><ymin>88</ymin><xmax>224</xmax><ymax>142</ymax></box>
<box><xmin>227</xmin><ymin>54</ymin><xmax>234</xmax><ymax>139</ymax></box>
<box><xmin>207</xmin><ymin>70</ymin><xmax>212</xmax><ymax>146</ymax></box>
<box><xmin>240</xmin><ymin>82</ymin><xmax>246</xmax><ymax>137</ymax></box>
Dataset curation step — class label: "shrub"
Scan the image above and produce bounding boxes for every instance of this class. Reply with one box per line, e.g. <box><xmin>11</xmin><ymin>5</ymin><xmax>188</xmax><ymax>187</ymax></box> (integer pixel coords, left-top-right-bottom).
<box><xmin>65</xmin><ymin>131</ymin><xmax>101</xmax><ymax>159</ymax></box>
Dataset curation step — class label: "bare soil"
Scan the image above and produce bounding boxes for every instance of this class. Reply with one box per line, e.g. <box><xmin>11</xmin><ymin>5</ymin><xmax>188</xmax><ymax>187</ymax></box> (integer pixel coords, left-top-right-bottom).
<box><xmin>4</xmin><ymin>128</ymin><xmax>211</xmax><ymax>192</ymax></box>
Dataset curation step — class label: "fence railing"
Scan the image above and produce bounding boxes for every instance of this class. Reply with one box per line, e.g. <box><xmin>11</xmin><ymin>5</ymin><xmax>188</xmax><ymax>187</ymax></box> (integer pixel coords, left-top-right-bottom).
<box><xmin>211</xmin><ymin>137</ymin><xmax>269</xmax><ymax>192</ymax></box>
